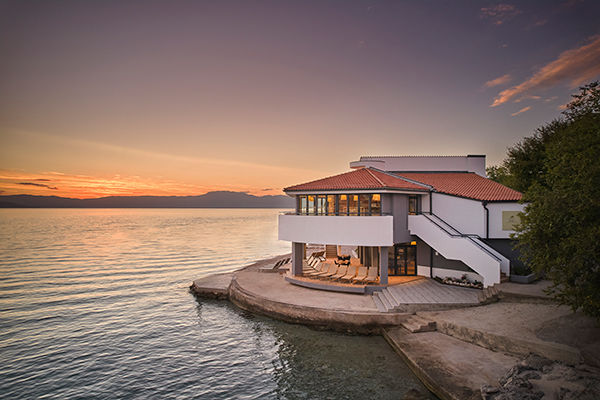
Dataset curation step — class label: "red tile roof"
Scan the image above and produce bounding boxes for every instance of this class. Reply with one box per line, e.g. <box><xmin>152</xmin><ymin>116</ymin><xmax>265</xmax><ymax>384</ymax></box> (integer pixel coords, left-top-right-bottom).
<box><xmin>397</xmin><ymin>172</ymin><xmax>522</xmax><ymax>201</ymax></box>
<box><xmin>285</xmin><ymin>168</ymin><xmax>522</xmax><ymax>202</ymax></box>
<box><xmin>284</xmin><ymin>168</ymin><xmax>428</xmax><ymax>192</ymax></box>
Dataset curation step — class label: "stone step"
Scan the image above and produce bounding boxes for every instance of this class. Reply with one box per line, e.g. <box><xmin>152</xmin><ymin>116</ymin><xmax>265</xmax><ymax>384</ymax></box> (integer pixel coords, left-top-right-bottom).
<box><xmin>372</xmin><ymin>293</ymin><xmax>388</xmax><ymax>313</ymax></box>
<box><xmin>401</xmin><ymin>315</ymin><xmax>437</xmax><ymax>333</ymax></box>
<box><xmin>375</xmin><ymin>291</ymin><xmax>393</xmax><ymax>311</ymax></box>
<box><xmin>381</xmin><ymin>289</ymin><xmax>399</xmax><ymax>308</ymax></box>
<box><xmin>385</xmin><ymin>286</ymin><xmax>405</xmax><ymax>306</ymax></box>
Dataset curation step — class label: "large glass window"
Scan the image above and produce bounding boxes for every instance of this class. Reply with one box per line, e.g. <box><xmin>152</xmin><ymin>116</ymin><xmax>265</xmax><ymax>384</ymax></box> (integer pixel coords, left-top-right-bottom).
<box><xmin>307</xmin><ymin>195</ymin><xmax>315</xmax><ymax>215</ymax></box>
<box><xmin>348</xmin><ymin>195</ymin><xmax>359</xmax><ymax>215</ymax></box>
<box><xmin>298</xmin><ymin>195</ymin><xmax>307</xmax><ymax>214</ymax></box>
<box><xmin>359</xmin><ymin>194</ymin><xmax>370</xmax><ymax>215</ymax></box>
<box><xmin>408</xmin><ymin>195</ymin><xmax>420</xmax><ymax>215</ymax></box>
<box><xmin>338</xmin><ymin>195</ymin><xmax>348</xmax><ymax>215</ymax></box>
<box><xmin>371</xmin><ymin>194</ymin><xmax>381</xmax><ymax>215</ymax></box>
<box><xmin>317</xmin><ymin>195</ymin><xmax>327</xmax><ymax>215</ymax></box>
<box><xmin>327</xmin><ymin>195</ymin><xmax>336</xmax><ymax>215</ymax></box>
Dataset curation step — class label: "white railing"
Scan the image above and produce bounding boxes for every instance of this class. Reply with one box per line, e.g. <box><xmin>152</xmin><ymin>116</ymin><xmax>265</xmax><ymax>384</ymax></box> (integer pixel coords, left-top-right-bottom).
<box><xmin>408</xmin><ymin>214</ymin><xmax>508</xmax><ymax>287</ymax></box>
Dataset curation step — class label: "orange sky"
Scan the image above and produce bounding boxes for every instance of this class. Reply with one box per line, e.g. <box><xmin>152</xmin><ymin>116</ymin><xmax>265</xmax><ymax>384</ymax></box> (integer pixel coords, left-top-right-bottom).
<box><xmin>1</xmin><ymin>1</ymin><xmax>599</xmax><ymax>199</ymax></box>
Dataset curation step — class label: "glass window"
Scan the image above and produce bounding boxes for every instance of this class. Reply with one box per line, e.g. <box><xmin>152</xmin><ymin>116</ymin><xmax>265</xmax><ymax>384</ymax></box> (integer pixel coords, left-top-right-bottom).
<box><xmin>359</xmin><ymin>194</ymin><xmax>370</xmax><ymax>215</ymax></box>
<box><xmin>327</xmin><ymin>195</ymin><xmax>336</xmax><ymax>215</ymax></box>
<box><xmin>348</xmin><ymin>195</ymin><xmax>359</xmax><ymax>215</ymax></box>
<box><xmin>317</xmin><ymin>195</ymin><xmax>327</xmax><ymax>215</ymax></box>
<box><xmin>371</xmin><ymin>194</ymin><xmax>381</xmax><ymax>215</ymax></box>
<box><xmin>299</xmin><ymin>196</ymin><xmax>307</xmax><ymax>214</ymax></box>
<box><xmin>338</xmin><ymin>194</ymin><xmax>348</xmax><ymax>215</ymax></box>
<box><xmin>408</xmin><ymin>195</ymin><xmax>420</xmax><ymax>215</ymax></box>
<box><xmin>308</xmin><ymin>195</ymin><xmax>315</xmax><ymax>215</ymax></box>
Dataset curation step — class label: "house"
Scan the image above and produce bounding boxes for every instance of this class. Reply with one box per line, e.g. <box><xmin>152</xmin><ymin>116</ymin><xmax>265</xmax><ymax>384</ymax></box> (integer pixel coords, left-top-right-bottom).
<box><xmin>278</xmin><ymin>155</ymin><xmax>524</xmax><ymax>289</ymax></box>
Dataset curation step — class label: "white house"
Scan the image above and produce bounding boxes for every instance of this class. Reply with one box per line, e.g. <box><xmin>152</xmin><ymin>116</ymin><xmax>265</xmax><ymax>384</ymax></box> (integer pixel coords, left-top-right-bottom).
<box><xmin>278</xmin><ymin>155</ymin><xmax>525</xmax><ymax>288</ymax></box>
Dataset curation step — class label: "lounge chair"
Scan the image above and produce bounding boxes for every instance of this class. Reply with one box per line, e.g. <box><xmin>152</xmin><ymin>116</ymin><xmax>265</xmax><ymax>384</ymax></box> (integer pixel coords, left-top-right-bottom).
<box><xmin>328</xmin><ymin>265</ymin><xmax>348</xmax><ymax>280</ymax></box>
<box><xmin>353</xmin><ymin>267</ymin><xmax>379</xmax><ymax>284</ymax></box>
<box><xmin>303</xmin><ymin>255</ymin><xmax>315</xmax><ymax>267</ymax></box>
<box><xmin>303</xmin><ymin>256</ymin><xmax>320</xmax><ymax>272</ymax></box>
<box><xmin>304</xmin><ymin>261</ymin><xmax>327</xmax><ymax>276</ymax></box>
<box><xmin>348</xmin><ymin>266</ymin><xmax>368</xmax><ymax>283</ymax></box>
<box><xmin>337</xmin><ymin>265</ymin><xmax>358</xmax><ymax>282</ymax></box>
<box><xmin>312</xmin><ymin>263</ymin><xmax>338</xmax><ymax>278</ymax></box>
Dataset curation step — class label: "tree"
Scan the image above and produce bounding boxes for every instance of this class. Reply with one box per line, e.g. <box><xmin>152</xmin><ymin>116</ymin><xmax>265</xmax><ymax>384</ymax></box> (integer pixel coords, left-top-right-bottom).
<box><xmin>506</xmin><ymin>81</ymin><xmax>600</xmax><ymax>319</ymax></box>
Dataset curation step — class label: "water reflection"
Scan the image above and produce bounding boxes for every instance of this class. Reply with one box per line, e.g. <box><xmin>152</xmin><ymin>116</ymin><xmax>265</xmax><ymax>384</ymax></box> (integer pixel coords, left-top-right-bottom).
<box><xmin>195</xmin><ymin>298</ymin><xmax>436</xmax><ymax>399</ymax></box>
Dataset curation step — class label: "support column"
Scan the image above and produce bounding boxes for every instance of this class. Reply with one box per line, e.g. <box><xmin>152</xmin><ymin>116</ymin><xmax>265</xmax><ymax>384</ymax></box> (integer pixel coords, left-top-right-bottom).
<box><xmin>292</xmin><ymin>242</ymin><xmax>304</xmax><ymax>276</ymax></box>
<box><xmin>379</xmin><ymin>246</ymin><xmax>388</xmax><ymax>285</ymax></box>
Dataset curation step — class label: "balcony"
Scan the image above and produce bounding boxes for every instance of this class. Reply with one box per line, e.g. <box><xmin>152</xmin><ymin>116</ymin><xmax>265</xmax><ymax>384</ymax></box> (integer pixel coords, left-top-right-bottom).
<box><xmin>278</xmin><ymin>214</ymin><xmax>394</xmax><ymax>246</ymax></box>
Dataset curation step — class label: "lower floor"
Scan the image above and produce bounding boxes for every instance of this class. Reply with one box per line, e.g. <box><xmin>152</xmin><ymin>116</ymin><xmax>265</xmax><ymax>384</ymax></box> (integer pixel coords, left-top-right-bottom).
<box><xmin>290</xmin><ymin>238</ymin><xmax>521</xmax><ymax>289</ymax></box>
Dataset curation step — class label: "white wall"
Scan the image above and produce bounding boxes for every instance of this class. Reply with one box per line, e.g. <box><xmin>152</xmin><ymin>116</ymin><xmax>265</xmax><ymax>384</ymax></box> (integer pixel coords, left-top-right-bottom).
<box><xmin>350</xmin><ymin>155</ymin><xmax>486</xmax><ymax>176</ymax></box>
<box><xmin>278</xmin><ymin>214</ymin><xmax>394</xmax><ymax>246</ymax></box>
<box><xmin>431</xmin><ymin>193</ymin><xmax>485</xmax><ymax>236</ymax></box>
<box><xmin>487</xmin><ymin>202</ymin><xmax>526</xmax><ymax>239</ymax></box>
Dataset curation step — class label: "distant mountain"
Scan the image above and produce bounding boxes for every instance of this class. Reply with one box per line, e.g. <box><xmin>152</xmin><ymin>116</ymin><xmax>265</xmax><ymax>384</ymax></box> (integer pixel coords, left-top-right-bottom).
<box><xmin>0</xmin><ymin>191</ymin><xmax>295</xmax><ymax>208</ymax></box>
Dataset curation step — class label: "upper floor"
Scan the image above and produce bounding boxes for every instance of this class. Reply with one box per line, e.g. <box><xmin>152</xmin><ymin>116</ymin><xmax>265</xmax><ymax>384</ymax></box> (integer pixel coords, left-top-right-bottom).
<box><xmin>280</xmin><ymin>155</ymin><xmax>525</xmax><ymax>244</ymax></box>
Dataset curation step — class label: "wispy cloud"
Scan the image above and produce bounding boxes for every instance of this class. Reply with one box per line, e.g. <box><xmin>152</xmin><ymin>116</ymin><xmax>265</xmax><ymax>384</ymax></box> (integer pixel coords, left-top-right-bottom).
<box><xmin>544</xmin><ymin>96</ymin><xmax>559</xmax><ymax>102</ymax></box>
<box><xmin>515</xmin><ymin>95</ymin><xmax>541</xmax><ymax>103</ymax></box>
<box><xmin>491</xmin><ymin>36</ymin><xmax>600</xmax><ymax>107</ymax></box>
<box><xmin>511</xmin><ymin>106</ymin><xmax>531</xmax><ymax>116</ymax></box>
<box><xmin>484</xmin><ymin>74</ymin><xmax>512</xmax><ymax>88</ymax></box>
<box><xmin>18</xmin><ymin>182</ymin><xmax>58</xmax><ymax>190</ymax></box>
<box><xmin>480</xmin><ymin>4</ymin><xmax>521</xmax><ymax>25</ymax></box>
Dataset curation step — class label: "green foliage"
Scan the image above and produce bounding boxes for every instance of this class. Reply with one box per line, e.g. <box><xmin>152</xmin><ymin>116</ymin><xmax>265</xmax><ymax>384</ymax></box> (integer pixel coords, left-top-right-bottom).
<box><xmin>508</xmin><ymin>81</ymin><xmax>600</xmax><ymax>319</ymax></box>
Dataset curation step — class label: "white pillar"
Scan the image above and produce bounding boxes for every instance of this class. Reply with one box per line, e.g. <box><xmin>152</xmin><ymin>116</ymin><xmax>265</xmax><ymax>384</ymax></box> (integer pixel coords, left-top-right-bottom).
<box><xmin>379</xmin><ymin>246</ymin><xmax>388</xmax><ymax>285</ymax></box>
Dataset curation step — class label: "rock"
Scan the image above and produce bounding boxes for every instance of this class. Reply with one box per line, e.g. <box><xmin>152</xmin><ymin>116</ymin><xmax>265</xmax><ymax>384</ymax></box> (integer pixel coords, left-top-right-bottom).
<box><xmin>519</xmin><ymin>370</ymin><xmax>541</xmax><ymax>380</ymax></box>
<box><xmin>521</xmin><ymin>353</ymin><xmax>553</xmax><ymax>370</ymax></box>
<box><xmin>401</xmin><ymin>388</ymin><xmax>430</xmax><ymax>400</ymax></box>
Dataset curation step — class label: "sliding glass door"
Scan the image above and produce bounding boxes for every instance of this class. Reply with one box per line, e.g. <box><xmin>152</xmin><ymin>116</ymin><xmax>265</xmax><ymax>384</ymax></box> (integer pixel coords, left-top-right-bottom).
<box><xmin>388</xmin><ymin>243</ymin><xmax>417</xmax><ymax>276</ymax></box>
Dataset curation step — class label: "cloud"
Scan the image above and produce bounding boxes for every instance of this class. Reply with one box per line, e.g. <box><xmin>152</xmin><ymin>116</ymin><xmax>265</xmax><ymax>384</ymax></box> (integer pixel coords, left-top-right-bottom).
<box><xmin>515</xmin><ymin>95</ymin><xmax>541</xmax><ymax>103</ymax></box>
<box><xmin>480</xmin><ymin>4</ymin><xmax>522</xmax><ymax>25</ymax></box>
<box><xmin>544</xmin><ymin>96</ymin><xmax>559</xmax><ymax>102</ymax></box>
<box><xmin>484</xmin><ymin>74</ymin><xmax>512</xmax><ymax>88</ymax></box>
<box><xmin>18</xmin><ymin>182</ymin><xmax>58</xmax><ymax>190</ymax></box>
<box><xmin>511</xmin><ymin>106</ymin><xmax>531</xmax><ymax>116</ymax></box>
<box><xmin>491</xmin><ymin>36</ymin><xmax>600</xmax><ymax>107</ymax></box>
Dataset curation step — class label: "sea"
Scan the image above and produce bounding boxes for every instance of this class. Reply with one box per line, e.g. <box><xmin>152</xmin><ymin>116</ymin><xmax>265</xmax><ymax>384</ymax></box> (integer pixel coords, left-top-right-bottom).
<box><xmin>0</xmin><ymin>208</ymin><xmax>435</xmax><ymax>399</ymax></box>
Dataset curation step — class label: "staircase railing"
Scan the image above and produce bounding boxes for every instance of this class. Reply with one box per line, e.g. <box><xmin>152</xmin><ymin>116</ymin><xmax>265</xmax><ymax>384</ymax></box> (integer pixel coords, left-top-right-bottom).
<box><xmin>420</xmin><ymin>212</ymin><xmax>502</xmax><ymax>262</ymax></box>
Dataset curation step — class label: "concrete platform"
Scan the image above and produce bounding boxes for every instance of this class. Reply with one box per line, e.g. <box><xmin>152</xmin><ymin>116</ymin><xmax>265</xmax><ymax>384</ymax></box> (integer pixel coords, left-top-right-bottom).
<box><xmin>229</xmin><ymin>263</ymin><xmax>409</xmax><ymax>333</ymax></box>
<box><xmin>190</xmin><ymin>272</ymin><xmax>233</xmax><ymax>299</ymax></box>
<box><xmin>384</xmin><ymin>327</ymin><xmax>518</xmax><ymax>400</ymax></box>
<box><xmin>419</xmin><ymin>302</ymin><xmax>599</xmax><ymax>366</ymax></box>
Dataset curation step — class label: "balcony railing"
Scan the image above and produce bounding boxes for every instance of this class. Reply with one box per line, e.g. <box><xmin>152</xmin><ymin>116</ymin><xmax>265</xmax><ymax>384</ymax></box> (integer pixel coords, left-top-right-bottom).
<box><xmin>280</xmin><ymin>211</ymin><xmax>391</xmax><ymax>216</ymax></box>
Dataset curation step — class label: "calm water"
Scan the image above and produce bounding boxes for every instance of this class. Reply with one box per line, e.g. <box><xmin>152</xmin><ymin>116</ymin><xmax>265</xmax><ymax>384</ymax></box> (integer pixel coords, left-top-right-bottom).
<box><xmin>0</xmin><ymin>208</ymin><xmax>434</xmax><ymax>399</ymax></box>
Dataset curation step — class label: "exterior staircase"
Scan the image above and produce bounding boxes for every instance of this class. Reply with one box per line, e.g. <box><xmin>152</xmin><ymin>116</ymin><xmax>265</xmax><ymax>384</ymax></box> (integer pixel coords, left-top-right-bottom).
<box><xmin>408</xmin><ymin>213</ymin><xmax>510</xmax><ymax>287</ymax></box>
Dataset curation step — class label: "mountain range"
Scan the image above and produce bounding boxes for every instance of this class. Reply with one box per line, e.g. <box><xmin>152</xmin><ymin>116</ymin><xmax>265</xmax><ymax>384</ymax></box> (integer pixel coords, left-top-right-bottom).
<box><xmin>0</xmin><ymin>191</ymin><xmax>295</xmax><ymax>208</ymax></box>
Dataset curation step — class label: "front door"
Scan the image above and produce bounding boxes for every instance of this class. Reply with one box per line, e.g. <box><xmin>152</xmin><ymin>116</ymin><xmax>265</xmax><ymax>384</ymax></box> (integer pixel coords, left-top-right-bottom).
<box><xmin>388</xmin><ymin>243</ymin><xmax>417</xmax><ymax>276</ymax></box>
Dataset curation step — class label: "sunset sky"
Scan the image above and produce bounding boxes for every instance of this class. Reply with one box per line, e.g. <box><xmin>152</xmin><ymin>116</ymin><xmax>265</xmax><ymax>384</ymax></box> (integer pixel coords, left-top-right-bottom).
<box><xmin>1</xmin><ymin>0</ymin><xmax>599</xmax><ymax>198</ymax></box>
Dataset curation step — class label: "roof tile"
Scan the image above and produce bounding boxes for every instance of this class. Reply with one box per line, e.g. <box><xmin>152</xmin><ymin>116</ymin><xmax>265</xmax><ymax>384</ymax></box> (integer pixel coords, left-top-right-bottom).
<box><xmin>284</xmin><ymin>168</ymin><xmax>427</xmax><ymax>192</ymax></box>
<box><xmin>397</xmin><ymin>172</ymin><xmax>522</xmax><ymax>201</ymax></box>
